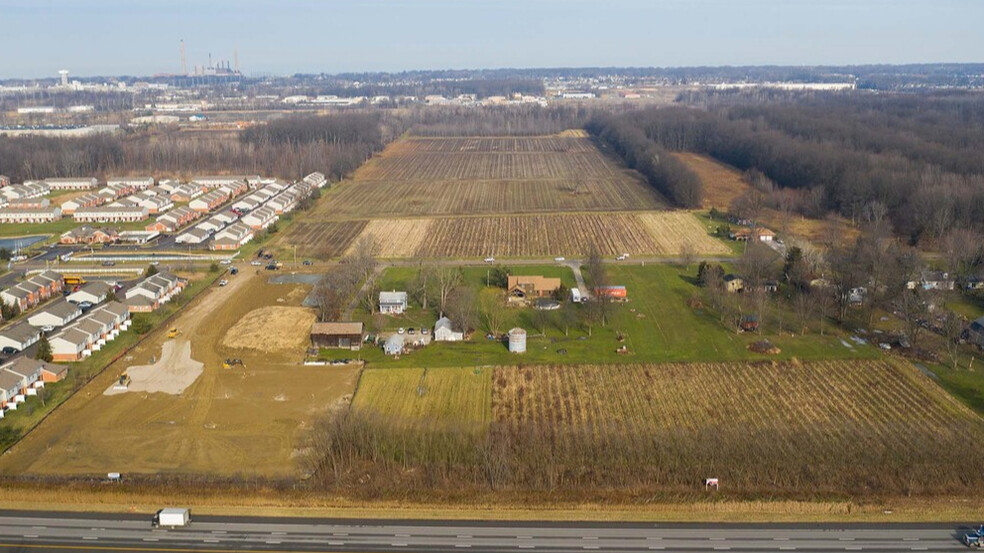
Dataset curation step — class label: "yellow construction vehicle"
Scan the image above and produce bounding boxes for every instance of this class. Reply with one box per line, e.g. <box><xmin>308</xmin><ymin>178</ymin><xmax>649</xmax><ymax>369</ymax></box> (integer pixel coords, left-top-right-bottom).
<box><xmin>167</xmin><ymin>327</ymin><xmax>179</xmax><ymax>339</ymax></box>
<box><xmin>222</xmin><ymin>358</ymin><xmax>245</xmax><ymax>370</ymax></box>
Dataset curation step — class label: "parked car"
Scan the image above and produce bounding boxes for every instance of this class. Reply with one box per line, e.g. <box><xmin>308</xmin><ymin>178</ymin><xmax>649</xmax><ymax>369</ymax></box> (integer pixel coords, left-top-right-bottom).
<box><xmin>78</xmin><ymin>301</ymin><xmax>93</xmax><ymax>311</ymax></box>
<box><xmin>421</xmin><ymin>328</ymin><xmax>429</xmax><ymax>335</ymax></box>
<box><xmin>398</xmin><ymin>328</ymin><xmax>405</xmax><ymax>334</ymax></box>
<box><xmin>1</xmin><ymin>346</ymin><xmax>19</xmax><ymax>355</ymax></box>
<box><xmin>220</xmin><ymin>259</ymin><xmax>232</xmax><ymax>265</ymax></box>
<box><xmin>40</xmin><ymin>325</ymin><xmax>54</xmax><ymax>333</ymax></box>
<box><xmin>554</xmin><ymin>257</ymin><xmax>565</xmax><ymax>262</ymax></box>
<box><xmin>256</xmin><ymin>249</ymin><xmax>264</xmax><ymax>258</ymax></box>
<box><xmin>265</xmin><ymin>263</ymin><xmax>279</xmax><ymax>271</ymax></box>
<box><xmin>101</xmin><ymin>260</ymin><xmax>116</xmax><ymax>266</ymax></box>
<box><xmin>250</xmin><ymin>261</ymin><xmax>262</xmax><ymax>266</ymax></box>
<box><xmin>302</xmin><ymin>260</ymin><xmax>313</xmax><ymax>266</ymax></box>
<box><xmin>229</xmin><ymin>267</ymin><xmax>239</xmax><ymax>275</ymax></box>
<box><xmin>484</xmin><ymin>256</ymin><xmax>495</xmax><ymax>263</ymax></box>
<box><xmin>616</xmin><ymin>254</ymin><xmax>627</xmax><ymax>261</ymax></box>
<box><xmin>218</xmin><ymin>279</ymin><xmax>229</xmax><ymax>287</ymax></box>
<box><xmin>408</xmin><ymin>328</ymin><xmax>415</xmax><ymax>335</ymax></box>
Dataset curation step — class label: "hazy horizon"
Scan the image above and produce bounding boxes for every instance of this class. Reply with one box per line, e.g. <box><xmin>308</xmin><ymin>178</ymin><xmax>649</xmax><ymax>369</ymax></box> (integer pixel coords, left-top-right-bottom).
<box><xmin>2</xmin><ymin>0</ymin><xmax>982</xmax><ymax>80</ymax></box>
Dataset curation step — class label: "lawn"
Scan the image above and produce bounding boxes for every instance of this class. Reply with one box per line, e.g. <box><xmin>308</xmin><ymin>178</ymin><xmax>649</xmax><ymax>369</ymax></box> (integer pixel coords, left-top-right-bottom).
<box><xmin>357</xmin><ymin>263</ymin><xmax>880</xmax><ymax>369</ymax></box>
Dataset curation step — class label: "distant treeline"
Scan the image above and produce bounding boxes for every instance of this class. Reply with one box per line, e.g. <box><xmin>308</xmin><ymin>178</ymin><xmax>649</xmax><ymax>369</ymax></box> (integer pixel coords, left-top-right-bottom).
<box><xmin>405</xmin><ymin>104</ymin><xmax>594</xmax><ymax>137</ymax></box>
<box><xmin>586</xmin><ymin>113</ymin><xmax>702</xmax><ymax>208</ymax></box>
<box><xmin>607</xmin><ymin>94</ymin><xmax>984</xmax><ymax>242</ymax></box>
<box><xmin>0</xmin><ymin>113</ymin><xmax>398</xmax><ymax>182</ymax></box>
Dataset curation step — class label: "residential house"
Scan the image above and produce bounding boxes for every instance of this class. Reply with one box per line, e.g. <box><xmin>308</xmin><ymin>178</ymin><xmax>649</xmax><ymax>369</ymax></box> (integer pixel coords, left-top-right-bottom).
<box><xmin>191</xmin><ymin>175</ymin><xmax>245</xmax><ymax>188</ymax></box>
<box><xmin>27</xmin><ymin>300</ymin><xmax>82</xmax><ymax>328</ymax></box>
<box><xmin>218</xmin><ymin>180</ymin><xmax>248</xmax><ymax>198</ymax></box>
<box><xmin>106</xmin><ymin>176</ymin><xmax>154</xmax><ymax>190</ymax></box>
<box><xmin>8</xmin><ymin>197</ymin><xmax>52</xmax><ymax>210</ymax></box>
<box><xmin>50</xmin><ymin>327</ymin><xmax>93</xmax><ymax>361</ymax></box>
<box><xmin>60</xmin><ymin>193</ymin><xmax>106</xmax><ymax>214</ymax></box>
<box><xmin>5</xmin><ymin>357</ymin><xmax>64</xmax><ymax>388</ymax></box>
<box><xmin>175</xmin><ymin>227</ymin><xmax>211</xmax><ymax>245</ymax></box>
<box><xmin>59</xmin><ymin>226</ymin><xmax>119</xmax><ymax>245</ymax></box>
<box><xmin>0</xmin><ymin>321</ymin><xmax>42</xmax><ymax>352</ymax></box>
<box><xmin>303</xmin><ymin>172</ymin><xmax>327</xmax><ymax>188</ymax></box>
<box><xmin>906</xmin><ymin>271</ymin><xmax>955</xmax><ymax>291</ymax></box>
<box><xmin>379</xmin><ymin>291</ymin><xmax>408</xmax><ymax>314</ymax></box>
<box><xmin>507</xmin><ymin>275</ymin><xmax>561</xmax><ymax>303</ymax></box>
<box><xmin>231</xmin><ymin>194</ymin><xmax>263</xmax><ymax>213</ymax></box>
<box><xmin>241</xmin><ymin>205</ymin><xmax>277</xmax><ymax>230</ymax></box>
<box><xmin>45</xmin><ymin>177</ymin><xmax>98</xmax><ymax>191</ymax></box>
<box><xmin>210</xmin><ymin>222</ymin><xmax>253</xmax><ymax>250</ymax></box>
<box><xmin>1</xmin><ymin>181</ymin><xmax>50</xmax><ymax>201</ymax></box>
<box><xmin>73</xmin><ymin>206</ymin><xmax>148</xmax><ymax>223</ymax></box>
<box><xmin>145</xmin><ymin>206</ymin><xmax>199</xmax><ymax>233</ymax></box>
<box><xmin>66</xmin><ymin>281</ymin><xmax>111</xmax><ymax>305</ymax></box>
<box><xmin>433</xmin><ymin>317</ymin><xmax>464</xmax><ymax>342</ymax></box>
<box><xmin>212</xmin><ymin>209</ymin><xmax>239</xmax><ymax>224</ymax></box>
<box><xmin>0</xmin><ymin>207</ymin><xmax>62</xmax><ymax>224</ymax></box>
<box><xmin>170</xmin><ymin>183</ymin><xmax>204</xmax><ymax>203</ymax></box>
<box><xmin>189</xmin><ymin>189</ymin><xmax>229</xmax><ymax>212</ymax></box>
<box><xmin>267</xmin><ymin>191</ymin><xmax>298</xmax><ymax>214</ymax></box>
<box><xmin>383</xmin><ymin>333</ymin><xmax>405</xmax><ymax>355</ymax></box>
<box><xmin>123</xmin><ymin>272</ymin><xmax>185</xmax><ymax>312</ymax></box>
<box><xmin>136</xmin><ymin>195</ymin><xmax>173</xmax><ymax>214</ymax></box>
<box><xmin>99</xmin><ymin>182</ymin><xmax>137</xmax><ymax>200</ymax></box>
<box><xmin>724</xmin><ymin>274</ymin><xmax>744</xmax><ymax>293</ymax></box>
<box><xmin>968</xmin><ymin>316</ymin><xmax>984</xmax><ymax>349</ymax></box>
<box><xmin>310</xmin><ymin>321</ymin><xmax>363</xmax><ymax>350</ymax></box>
<box><xmin>0</xmin><ymin>285</ymin><xmax>33</xmax><ymax>311</ymax></box>
<box><xmin>195</xmin><ymin>216</ymin><xmax>226</xmax><ymax>233</ymax></box>
<box><xmin>0</xmin><ymin>369</ymin><xmax>24</xmax><ymax>411</ymax></box>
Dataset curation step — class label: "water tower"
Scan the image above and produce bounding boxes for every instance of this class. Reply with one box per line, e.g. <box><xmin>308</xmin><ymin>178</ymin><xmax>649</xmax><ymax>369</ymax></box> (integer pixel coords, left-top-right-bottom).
<box><xmin>58</xmin><ymin>70</ymin><xmax>69</xmax><ymax>86</ymax></box>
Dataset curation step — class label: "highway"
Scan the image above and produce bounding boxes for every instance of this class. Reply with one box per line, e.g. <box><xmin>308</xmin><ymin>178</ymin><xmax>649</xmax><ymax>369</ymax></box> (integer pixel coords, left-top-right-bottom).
<box><xmin>0</xmin><ymin>511</ymin><xmax>975</xmax><ymax>552</ymax></box>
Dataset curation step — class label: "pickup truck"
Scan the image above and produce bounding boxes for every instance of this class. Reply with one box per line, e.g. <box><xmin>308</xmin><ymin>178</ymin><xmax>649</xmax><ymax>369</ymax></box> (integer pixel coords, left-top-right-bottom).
<box><xmin>152</xmin><ymin>508</ymin><xmax>191</xmax><ymax>528</ymax></box>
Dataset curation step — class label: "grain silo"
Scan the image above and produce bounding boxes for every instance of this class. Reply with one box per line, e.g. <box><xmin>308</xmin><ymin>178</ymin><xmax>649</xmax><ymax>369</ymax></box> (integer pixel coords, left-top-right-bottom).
<box><xmin>507</xmin><ymin>327</ymin><xmax>527</xmax><ymax>353</ymax></box>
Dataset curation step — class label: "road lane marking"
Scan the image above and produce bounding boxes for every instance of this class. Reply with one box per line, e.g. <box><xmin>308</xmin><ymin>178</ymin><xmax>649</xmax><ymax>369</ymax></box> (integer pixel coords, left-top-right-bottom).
<box><xmin>391</xmin><ymin>543</ymin><xmax>407</xmax><ymax>547</ymax></box>
<box><xmin>82</xmin><ymin>536</ymin><xmax>98</xmax><ymax>540</ymax></box>
<box><xmin>211</xmin><ymin>530</ymin><xmax>227</xmax><ymax>534</ymax></box>
<box><xmin>458</xmin><ymin>535</ymin><xmax>473</xmax><ymax>539</ymax></box>
<box><xmin>328</xmin><ymin>541</ymin><xmax>345</xmax><ymax>546</ymax></box>
<box><xmin>203</xmin><ymin>539</ymin><xmax>220</xmax><ymax>543</ymax></box>
<box><xmin>774</xmin><ymin>537</ymin><xmax>790</xmax><ymax>541</ymax></box>
<box><xmin>396</xmin><ymin>533</ymin><xmax>411</xmax><ymax>537</ymax></box>
<box><xmin>32</xmin><ymin>526</ymin><xmax>46</xmax><ymax>530</ymax></box>
<box><xmin>455</xmin><ymin>545</ymin><xmax>471</xmax><ymax>549</ymax></box>
<box><xmin>142</xmin><ymin>538</ymin><xmax>158</xmax><ymax>542</ymax></box>
<box><xmin>583</xmin><ymin>536</ymin><xmax>598</xmax><ymax>540</ymax></box>
<box><xmin>266</xmin><ymin>541</ymin><xmax>281</xmax><ymax>545</ymax></box>
<box><xmin>272</xmin><ymin>531</ymin><xmax>287</xmax><ymax>535</ymax></box>
<box><xmin>583</xmin><ymin>547</ymin><xmax>599</xmax><ymax>550</ymax></box>
<box><xmin>840</xmin><ymin>537</ymin><xmax>856</xmax><ymax>541</ymax></box>
<box><xmin>903</xmin><ymin>537</ymin><xmax>919</xmax><ymax>541</ymax></box>
<box><xmin>23</xmin><ymin>534</ymin><xmax>38</xmax><ymax>538</ymax></box>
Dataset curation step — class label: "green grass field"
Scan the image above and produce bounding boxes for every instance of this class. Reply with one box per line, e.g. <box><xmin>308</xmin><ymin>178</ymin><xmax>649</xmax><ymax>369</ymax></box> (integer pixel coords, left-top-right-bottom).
<box><xmin>356</xmin><ymin>263</ymin><xmax>880</xmax><ymax>369</ymax></box>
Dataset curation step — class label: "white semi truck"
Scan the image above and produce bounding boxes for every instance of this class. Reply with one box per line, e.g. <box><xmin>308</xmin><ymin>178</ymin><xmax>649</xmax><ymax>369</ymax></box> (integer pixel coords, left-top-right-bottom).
<box><xmin>152</xmin><ymin>508</ymin><xmax>191</xmax><ymax>528</ymax></box>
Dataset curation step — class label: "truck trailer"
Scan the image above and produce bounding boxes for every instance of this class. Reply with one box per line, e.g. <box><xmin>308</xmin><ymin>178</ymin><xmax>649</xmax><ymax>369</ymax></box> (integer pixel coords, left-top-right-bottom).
<box><xmin>152</xmin><ymin>508</ymin><xmax>191</xmax><ymax>528</ymax></box>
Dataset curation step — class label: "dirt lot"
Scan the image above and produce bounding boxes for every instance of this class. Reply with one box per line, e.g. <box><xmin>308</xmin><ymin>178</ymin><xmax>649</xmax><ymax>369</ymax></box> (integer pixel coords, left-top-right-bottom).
<box><xmin>104</xmin><ymin>340</ymin><xmax>203</xmax><ymax>396</ymax></box>
<box><xmin>222</xmin><ymin>306</ymin><xmax>316</xmax><ymax>353</ymax></box>
<box><xmin>0</xmin><ymin>268</ymin><xmax>359</xmax><ymax>477</ymax></box>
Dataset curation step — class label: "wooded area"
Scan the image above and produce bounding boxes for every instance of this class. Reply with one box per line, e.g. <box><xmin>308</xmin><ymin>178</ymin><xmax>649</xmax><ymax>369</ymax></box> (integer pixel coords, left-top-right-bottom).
<box><xmin>609</xmin><ymin>95</ymin><xmax>984</xmax><ymax>243</ymax></box>
<box><xmin>0</xmin><ymin>112</ymin><xmax>396</xmax><ymax>182</ymax></box>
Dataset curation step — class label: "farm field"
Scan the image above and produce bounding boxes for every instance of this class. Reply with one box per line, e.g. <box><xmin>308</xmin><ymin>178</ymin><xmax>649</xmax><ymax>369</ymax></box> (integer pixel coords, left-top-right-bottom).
<box><xmin>371</xmin><ymin>212</ymin><xmax>729</xmax><ymax>259</ymax></box>
<box><xmin>343</xmin><ymin>360</ymin><xmax>984</xmax><ymax>494</ymax></box>
<box><xmin>282</xmin><ymin>220</ymin><xmax>367</xmax><ymax>259</ymax></box>
<box><xmin>352</xmin><ymin>367</ymin><xmax>492</xmax><ymax>433</ymax></box>
<box><xmin>0</xmin><ymin>270</ymin><xmax>358</xmax><ymax>476</ymax></box>
<box><xmin>311</xmin><ymin>135</ymin><xmax>666</xmax><ymax>218</ymax></box>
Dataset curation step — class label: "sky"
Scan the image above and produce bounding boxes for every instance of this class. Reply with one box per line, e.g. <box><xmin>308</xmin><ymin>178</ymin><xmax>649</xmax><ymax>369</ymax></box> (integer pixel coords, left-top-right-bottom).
<box><xmin>1</xmin><ymin>0</ymin><xmax>982</xmax><ymax>79</ymax></box>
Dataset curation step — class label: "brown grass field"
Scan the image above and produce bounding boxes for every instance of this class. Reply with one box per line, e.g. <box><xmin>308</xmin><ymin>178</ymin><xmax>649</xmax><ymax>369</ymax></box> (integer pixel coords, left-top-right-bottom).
<box><xmin>348</xmin><ymin>218</ymin><xmax>435</xmax><ymax>258</ymax></box>
<box><xmin>316</xmin><ymin>136</ymin><xmax>666</xmax><ymax>218</ymax></box>
<box><xmin>0</xmin><ymin>270</ymin><xmax>358</xmax><ymax>476</ymax></box>
<box><xmin>331</xmin><ymin>360</ymin><xmax>984</xmax><ymax>495</ymax></box>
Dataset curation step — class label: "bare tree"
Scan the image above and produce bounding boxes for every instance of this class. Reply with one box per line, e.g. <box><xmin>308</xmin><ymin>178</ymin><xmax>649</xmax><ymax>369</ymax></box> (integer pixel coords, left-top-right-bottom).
<box><xmin>410</xmin><ymin>263</ymin><xmax>434</xmax><ymax>311</ymax></box>
<box><xmin>897</xmin><ymin>288</ymin><xmax>933</xmax><ymax>351</ymax></box>
<box><xmin>793</xmin><ymin>288</ymin><xmax>816</xmax><ymax>335</ymax></box>
<box><xmin>679</xmin><ymin>242</ymin><xmax>696</xmax><ymax>268</ymax></box>
<box><xmin>446</xmin><ymin>286</ymin><xmax>478</xmax><ymax>333</ymax></box>
<box><xmin>531</xmin><ymin>307</ymin><xmax>550</xmax><ymax>336</ymax></box>
<box><xmin>434</xmin><ymin>266</ymin><xmax>463</xmax><ymax>317</ymax></box>
<box><xmin>480</xmin><ymin>290</ymin><xmax>508</xmax><ymax>335</ymax></box>
<box><xmin>556</xmin><ymin>301</ymin><xmax>578</xmax><ymax>337</ymax></box>
<box><xmin>939</xmin><ymin>310</ymin><xmax>965</xmax><ymax>370</ymax></box>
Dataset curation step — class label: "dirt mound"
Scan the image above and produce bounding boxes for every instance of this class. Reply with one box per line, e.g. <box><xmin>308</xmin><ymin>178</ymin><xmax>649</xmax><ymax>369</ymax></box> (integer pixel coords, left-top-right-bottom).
<box><xmin>748</xmin><ymin>340</ymin><xmax>782</xmax><ymax>355</ymax></box>
<box><xmin>221</xmin><ymin>306</ymin><xmax>315</xmax><ymax>353</ymax></box>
